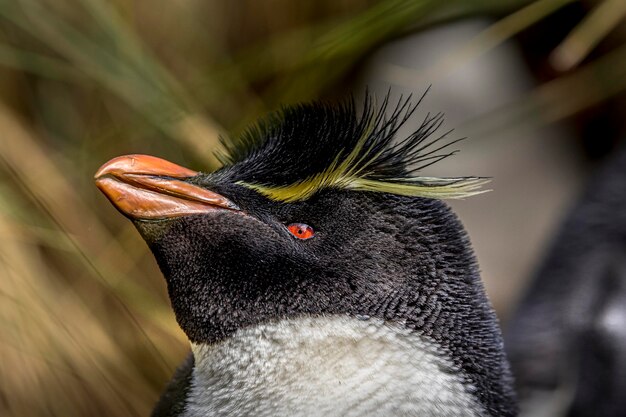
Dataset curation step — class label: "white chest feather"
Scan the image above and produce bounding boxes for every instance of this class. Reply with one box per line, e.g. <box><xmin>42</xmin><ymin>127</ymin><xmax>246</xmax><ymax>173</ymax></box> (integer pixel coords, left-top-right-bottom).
<box><xmin>184</xmin><ymin>316</ymin><xmax>484</xmax><ymax>417</ymax></box>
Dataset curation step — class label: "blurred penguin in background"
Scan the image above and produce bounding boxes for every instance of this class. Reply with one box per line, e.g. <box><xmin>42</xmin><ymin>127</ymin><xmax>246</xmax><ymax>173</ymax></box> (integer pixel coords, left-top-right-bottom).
<box><xmin>507</xmin><ymin>144</ymin><xmax>626</xmax><ymax>417</ymax></box>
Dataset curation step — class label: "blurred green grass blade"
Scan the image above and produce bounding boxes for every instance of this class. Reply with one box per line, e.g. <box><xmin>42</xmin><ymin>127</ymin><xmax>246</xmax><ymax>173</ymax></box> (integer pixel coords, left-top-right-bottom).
<box><xmin>550</xmin><ymin>0</ymin><xmax>626</xmax><ymax>70</ymax></box>
<box><xmin>460</xmin><ymin>43</ymin><xmax>626</xmax><ymax>140</ymax></box>
<box><xmin>225</xmin><ymin>0</ymin><xmax>552</xmax><ymax>110</ymax></box>
<box><xmin>381</xmin><ymin>0</ymin><xmax>577</xmax><ymax>88</ymax></box>
<box><xmin>0</xmin><ymin>44</ymin><xmax>84</xmax><ymax>80</ymax></box>
<box><xmin>216</xmin><ymin>0</ymin><xmax>443</xmax><ymax>85</ymax></box>
<box><xmin>0</xmin><ymin>0</ymin><xmax>223</xmax><ymax>167</ymax></box>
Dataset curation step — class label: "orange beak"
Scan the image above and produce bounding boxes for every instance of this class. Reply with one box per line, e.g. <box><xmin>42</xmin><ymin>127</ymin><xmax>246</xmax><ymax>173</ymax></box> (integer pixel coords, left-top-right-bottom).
<box><xmin>94</xmin><ymin>154</ymin><xmax>239</xmax><ymax>220</ymax></box>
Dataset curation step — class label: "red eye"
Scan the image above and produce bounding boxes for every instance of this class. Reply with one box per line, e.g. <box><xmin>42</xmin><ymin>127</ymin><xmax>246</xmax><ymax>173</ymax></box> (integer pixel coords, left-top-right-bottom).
<box><xmin>287</xmin><ymin>223</ymin><xmax>315</xmax><ymax>240</ymax></box>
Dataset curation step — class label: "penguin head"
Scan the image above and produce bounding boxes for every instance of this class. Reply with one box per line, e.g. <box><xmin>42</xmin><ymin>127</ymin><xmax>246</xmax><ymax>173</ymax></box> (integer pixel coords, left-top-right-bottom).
<box><xmin>95</xmin><ymin>96</ymin><xmax>486</xmax><ymax>343</ymax></box>
<box><xmin>95</xmin><ymin>95</ymin><xmax>514</xmax><ymax>413</ymax></box>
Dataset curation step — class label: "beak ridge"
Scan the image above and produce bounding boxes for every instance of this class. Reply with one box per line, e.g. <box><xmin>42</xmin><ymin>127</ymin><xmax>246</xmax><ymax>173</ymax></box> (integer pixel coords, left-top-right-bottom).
<box><xmin>94</xmin><ymin>154</ymin><xmax>198</xmax><ymax>179</ymax></box>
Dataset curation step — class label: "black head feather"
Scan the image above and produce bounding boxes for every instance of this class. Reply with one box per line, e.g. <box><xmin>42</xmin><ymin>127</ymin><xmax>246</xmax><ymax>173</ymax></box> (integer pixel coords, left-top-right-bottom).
<box><xmin>214</xmin><ymin>91</ymin><xmax>487</xmax><ymax>202</ymax></box>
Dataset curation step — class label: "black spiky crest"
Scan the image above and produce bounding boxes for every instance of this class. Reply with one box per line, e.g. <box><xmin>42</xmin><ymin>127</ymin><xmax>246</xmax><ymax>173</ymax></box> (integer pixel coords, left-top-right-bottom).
<box><xmin>216</xmin><ymin>90</ymin><xmax>488</xmax><ymax>202</ymax></box>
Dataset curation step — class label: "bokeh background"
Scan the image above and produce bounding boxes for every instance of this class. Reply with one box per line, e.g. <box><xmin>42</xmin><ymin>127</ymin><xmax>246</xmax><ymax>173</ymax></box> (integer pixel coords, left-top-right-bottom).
<box><xmin>1</xmin><ymin>0</ymin><xmax>625</xmax><ymax>416</ymax></box>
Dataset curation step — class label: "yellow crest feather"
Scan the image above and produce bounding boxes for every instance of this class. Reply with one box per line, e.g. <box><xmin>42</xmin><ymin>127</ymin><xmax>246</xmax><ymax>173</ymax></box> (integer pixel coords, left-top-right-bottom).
<box><xmin>230</xmin><ymin>93</ymin><xmax>490</xmax><ymax>203</ymax></box>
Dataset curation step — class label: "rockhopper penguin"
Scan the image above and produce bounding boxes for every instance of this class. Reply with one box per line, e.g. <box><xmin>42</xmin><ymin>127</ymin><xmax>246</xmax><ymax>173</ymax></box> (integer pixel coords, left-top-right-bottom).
<box><xmin>95</xmin><ymin>96</ymin><xmax>517</xmax><ymax>416</ymax></box>
<box><xmin>507</xmin><ymin>144</ymin><xmax>626</xmax><ymax>416</ymax></box>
